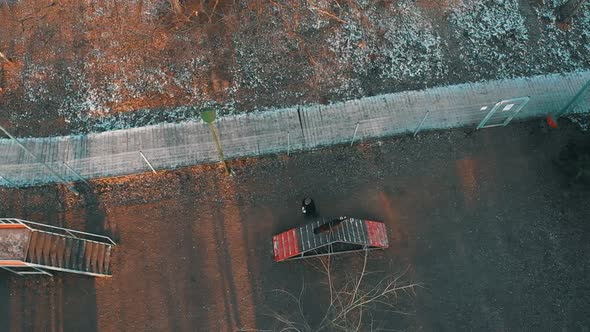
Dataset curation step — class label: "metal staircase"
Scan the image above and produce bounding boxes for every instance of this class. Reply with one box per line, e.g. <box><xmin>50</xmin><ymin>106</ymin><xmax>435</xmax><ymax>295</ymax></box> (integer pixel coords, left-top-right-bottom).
<box><xmin>0</xmin><ymin>218</ymin><xmax>115</xmax><ymax>277</ymax></box>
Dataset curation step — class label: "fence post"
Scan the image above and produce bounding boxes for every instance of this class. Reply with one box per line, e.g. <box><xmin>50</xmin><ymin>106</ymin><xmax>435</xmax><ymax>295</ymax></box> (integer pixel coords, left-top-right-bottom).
<box><xmin>0</xmin><ymin>124</ymin><xmax>79</xmax><ymax>195</ymax></box>
<box><xmin>202</xmin><ymin>109</ymin><xmax>230</xmax><ymax>175</ymax></box>
<box><xmin>139</xmin><ymin>151</ymin><xmax>157</xmax><ymax>174</ymax></box>
<box><xmin>287</xmin><ymin>131</ymin><xmax>290</xmax><ymax>156</ymax></box>
<box><xmin>62</xmin><ymin>161</ymin><xmax>90</xmax><ymax>186</ymax></box>
<box><xmin>547</xmin><ymin>79</ymin><xmax>590</xmax><ymax>127</ymax></box>
<box><xmin>414</xmin><ymin>110</ymin><xmax>430</xmax><ymax>137</ymax></box>
<box><xmin>350</xmin><ymin>122</ymin><xmax>360</xmax><ymax>147</ymax></box>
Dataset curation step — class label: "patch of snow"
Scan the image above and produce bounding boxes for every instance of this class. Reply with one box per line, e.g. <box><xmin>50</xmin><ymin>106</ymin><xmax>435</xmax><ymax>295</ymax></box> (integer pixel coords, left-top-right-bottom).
<box><xmin>533</xmin><ymin>0</ymin><xmax>590</xmax><ymax>72</ymax></box>
<box><xmin>450</xmin><ymin>0</ymin><xmax>529</xmax><ymax>79</ymax></box>
<box><xmin>567</xmin><ymin>113</ymin><xmax>590</xmax><ymax>131</ymax></box>
<box><xmin>378</xmin><ymin>1</ymin><xmax>445</xmax><ymax>83</ymax></box>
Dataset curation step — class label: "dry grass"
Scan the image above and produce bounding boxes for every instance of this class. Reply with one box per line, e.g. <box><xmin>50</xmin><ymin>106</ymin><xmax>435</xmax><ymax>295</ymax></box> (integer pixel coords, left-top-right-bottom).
<box><xmin>168</xmin><ymin>0</ymin><xmax>188</xmax><ymax>21</ymax></box>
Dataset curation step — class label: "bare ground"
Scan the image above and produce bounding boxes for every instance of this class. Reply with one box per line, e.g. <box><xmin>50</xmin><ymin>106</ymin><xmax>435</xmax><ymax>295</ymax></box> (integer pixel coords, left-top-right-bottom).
<box><xmin>0</xmin><ymin>118</ymin><xmax>589</xmax><ymax>331</ymax></box>
<box><xmin>0</xmin><ymin>0</ymin><xmax>589</xmax><ymax>136</ymax></box>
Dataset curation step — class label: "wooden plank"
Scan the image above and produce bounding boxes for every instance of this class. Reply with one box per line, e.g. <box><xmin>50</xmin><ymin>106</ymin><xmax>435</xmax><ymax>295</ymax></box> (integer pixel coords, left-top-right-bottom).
<box><xmin>96</xmin><ymin>244</ymin><xmax>106</xmax><ymax>275</ymax></box>
<box><xmin>90</xmin><ymin>242</ymin><xmax>100</xmax><ymax>273</ymax></box>
<box><xmin>63</xmin><ymin>237</ymin><xmax>73</xmax><ymax>269</ymax></box>
<box><xmin>76</xmin><ymin>241</ymin><xmax>86</xmax><ymax>271</ymax></box>
<box><xmin>70</xmin><ymin>239</ymin><xmax>81</xmax><ymax>269</ymax></box>
<box><xmin>352</xmin><ymin>219</ymin><xmax>361</xmax><ymax>243</ymax></box>
<box><xmin>0</xmin><ymin>224</ymin><xmax>26</xmax><ymax>229</ymax></box>
<box><xmin>103</xmin><ymin>245</ymin><xmax>112</xmax><ymax>275</ymax></box>
<box><xmin>26</xmin><ymin>231</ymin><xmax>38</xmax><ymax>262</ymax></box>
<box><xmin>49</xmin><ymin>234</ymin><xmax>59</xmax><ymax>266</ymax></box>
<box><xmin>84</xmin><ymin>242</ymin><xmax>95</xmax><ymax>272</ymax></box>
<box><xmin>304</xmin><ymin>224</ymin><xmax>311</xmax><ymax>251</ymax></box>
<box><xmin>298</xmin><ymin>227</ymin><xmax>305</xmax><ymax>251</ymax></box>
<box><xmin>34</xmin><ymin>232</ymin><xmax>46</xmax><ymax>264</ymax></box>
<box><xmin>55</xmin><ymin>237</ymin><xmax>66</xmax><ymax>268</ymax></box>
<box><xmin>0</xmin><ymin>260</ymin><xmax>27</xmax><ymax>266</ymax></box>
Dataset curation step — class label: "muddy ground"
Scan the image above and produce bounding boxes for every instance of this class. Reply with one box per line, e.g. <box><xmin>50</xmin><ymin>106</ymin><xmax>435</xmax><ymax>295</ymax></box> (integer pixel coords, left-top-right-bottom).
<box><xmin>1</xmin><ymin>0</ymin><xmax>589</xmax><ymax>136</ymax></box>
<box><xmin>0</xmin><ymin>119</ymin><xmax>589</xmax><ymax>331</ymax></box>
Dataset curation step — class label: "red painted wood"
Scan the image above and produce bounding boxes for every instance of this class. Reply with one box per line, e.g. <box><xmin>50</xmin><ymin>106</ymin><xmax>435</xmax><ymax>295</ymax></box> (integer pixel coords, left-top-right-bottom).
<box><xmin>365</xmin><ymin>220</ymin><xmax>389</xmax><ymax>248</ymax></box>
<box><xmin>273</xmin><ymin>228</ymin><xmax>300</xmax><ymax>262</ymax></box>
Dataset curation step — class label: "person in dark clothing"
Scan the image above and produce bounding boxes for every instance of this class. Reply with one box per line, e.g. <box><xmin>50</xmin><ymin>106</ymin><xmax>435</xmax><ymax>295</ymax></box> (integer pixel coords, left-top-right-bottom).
<box><xmin>301</xmin><ymin>197</ymin><xmax>316</xmax><ymax>216</ymax></box>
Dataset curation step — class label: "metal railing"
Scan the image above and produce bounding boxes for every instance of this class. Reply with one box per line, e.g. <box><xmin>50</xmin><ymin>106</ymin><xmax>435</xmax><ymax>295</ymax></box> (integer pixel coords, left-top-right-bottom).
<box><xmin>1</xmin><ymin>218</ymin><xmax>116</xmax><ymax>246</ymax></box>
<box><xmin>0</xmin><ymin>264</ymin><xmax>53</xmax><ymax>276</ymax></box>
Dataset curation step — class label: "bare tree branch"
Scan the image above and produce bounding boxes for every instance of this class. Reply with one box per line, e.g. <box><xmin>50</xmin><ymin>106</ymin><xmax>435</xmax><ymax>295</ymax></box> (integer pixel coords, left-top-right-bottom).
<box><xmin>305</xmin><ymin>0</ymin><xmax>346</xmax><ymax>23</ymax></box>
<box><xmin>268</xmin><ymin>249</ymin><xmax>419</xmax><ymax>331</ymax></box>
<box><xmin>349</xmin><ymin>247</ymin><xmax>369</xmax><ymax>308</ymax></box>
<box><xmin>0</xmin><ymin>51</ymin><xmax>10</xmax><ymax>63</ymax></box>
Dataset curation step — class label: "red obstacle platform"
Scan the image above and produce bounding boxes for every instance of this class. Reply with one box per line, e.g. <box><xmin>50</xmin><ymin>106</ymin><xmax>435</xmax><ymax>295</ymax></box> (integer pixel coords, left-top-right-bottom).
<box><xmin>273</xmin><ymin>217</ymin><xmax>388</xmax><ymax>262</ymax></box>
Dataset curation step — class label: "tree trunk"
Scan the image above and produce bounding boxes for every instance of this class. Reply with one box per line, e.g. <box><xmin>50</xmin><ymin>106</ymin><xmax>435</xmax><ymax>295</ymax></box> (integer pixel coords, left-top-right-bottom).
<box><xmin>556</xmin><ymin>0</ymin><xmax>588</xmax><ymax>24</ymax></box>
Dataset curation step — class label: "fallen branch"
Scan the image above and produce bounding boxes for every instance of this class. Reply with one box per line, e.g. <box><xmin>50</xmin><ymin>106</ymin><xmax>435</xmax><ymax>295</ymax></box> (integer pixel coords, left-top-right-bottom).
<box><xmin>0</xmin><ymin>51</ymin><xmax>9</xmax><ymax>63</ymax></box>
<box><xmin>168</xmin><ymin>0</ymin><xmax>189</xmax><ymax>22</ymax></box>
<box><xmin>307</xmin><ymin>3</ymin><xmax>346</xmax><ymax>23</ymax></box>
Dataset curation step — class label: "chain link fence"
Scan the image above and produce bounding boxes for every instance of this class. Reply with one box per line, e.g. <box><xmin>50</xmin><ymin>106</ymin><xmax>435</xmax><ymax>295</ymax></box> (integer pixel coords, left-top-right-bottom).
<box><xmin>0</xmin><ymin>71</ymin><xmax>589</xmax><ymax>188</ymax></box>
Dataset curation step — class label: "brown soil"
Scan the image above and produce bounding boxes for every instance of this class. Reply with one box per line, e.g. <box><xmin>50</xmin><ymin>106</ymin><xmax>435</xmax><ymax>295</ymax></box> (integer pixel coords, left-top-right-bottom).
<box><xmin>1</xmin><ymin>119</ymin><xmax>589</xmax><ymax>330</ymax></box>
<box><xmin>1</xmin><ymin>0</ymin><xmax>588</xmax><ymax>137</ymax></box>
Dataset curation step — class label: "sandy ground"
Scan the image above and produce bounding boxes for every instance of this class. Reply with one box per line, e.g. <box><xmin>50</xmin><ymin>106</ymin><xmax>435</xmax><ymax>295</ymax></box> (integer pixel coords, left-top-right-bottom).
<box><xmin>0</xmin><ymin>119</ymin><xmax>589</xmax><ymax>331</ymax></box>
